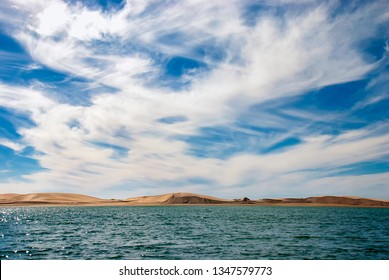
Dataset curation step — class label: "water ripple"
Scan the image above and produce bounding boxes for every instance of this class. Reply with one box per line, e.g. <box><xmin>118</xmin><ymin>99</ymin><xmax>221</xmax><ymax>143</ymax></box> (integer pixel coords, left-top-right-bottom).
<box><xmin>0</xmin><ymin>206</ymin><xmax>388</xmax><ymax>259</ymax></box>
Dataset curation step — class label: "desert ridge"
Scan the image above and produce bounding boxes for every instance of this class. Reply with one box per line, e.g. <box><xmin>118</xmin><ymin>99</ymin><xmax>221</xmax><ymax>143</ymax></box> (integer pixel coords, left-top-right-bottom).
<box><xmin>0</xmin><ymin>192</ymin><xmax>231</xmax><ymax>206</ymax></box>
<box><xmin>126</xmin><ymin>192</ymin><xmax>232</xmax><ymax>204</ymax></box>
<box><xmin>258</xmin><ymin>196</ymin><xmax>389</xmax><ymax>207</ymax></box>
<box><xmin>0</xmin><ymin>192</ymin><xmax>389</xmax><ymax>207</ymax></box>
<box><xmin>0</xmin><ymin>193</ymin><xmax>109</xmax><ymax>206</ymax></box>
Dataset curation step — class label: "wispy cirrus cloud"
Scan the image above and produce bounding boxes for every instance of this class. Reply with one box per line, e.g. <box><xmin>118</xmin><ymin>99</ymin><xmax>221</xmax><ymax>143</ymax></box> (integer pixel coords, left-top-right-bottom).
<box><xmin>0</xmin><ymin>0</ymin><xmax>388</xmax><ymax>198</ymax></box>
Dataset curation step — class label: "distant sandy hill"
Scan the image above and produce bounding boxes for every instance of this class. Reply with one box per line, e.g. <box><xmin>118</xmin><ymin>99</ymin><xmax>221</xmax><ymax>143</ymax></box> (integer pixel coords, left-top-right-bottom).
<box><xmin>0</xmin><ymin>193</ymin><xmax>108</xmax><ymax>206</ymax></box>
<box><xmin>260</xmin><ymin>196</ymin><xmax>389</xmax><ymax>207</ymax></box>
<box><xmin>0</xmin><ymin>192</ymin><xmax>388</xmax><ymax>207</ymax></box>
<box><xmin>126</xmin><ymin>192</ymin><xmax>232</xmax><ymax>205</ymax></box>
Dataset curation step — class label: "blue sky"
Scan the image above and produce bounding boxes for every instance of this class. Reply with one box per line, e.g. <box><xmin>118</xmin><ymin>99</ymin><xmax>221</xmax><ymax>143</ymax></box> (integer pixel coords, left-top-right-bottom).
<box><xmin>0</xmin><ymin>0</ymin><xmax>388</xmax><ymax>199</ymax></box>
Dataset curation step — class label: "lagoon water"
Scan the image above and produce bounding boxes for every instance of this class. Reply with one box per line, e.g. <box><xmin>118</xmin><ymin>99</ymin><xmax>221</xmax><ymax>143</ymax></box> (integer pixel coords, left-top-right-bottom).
<box><xmin>1</xmin><ymin>206</ymin><xmax>388</xmax><ymax>260</ymax></box>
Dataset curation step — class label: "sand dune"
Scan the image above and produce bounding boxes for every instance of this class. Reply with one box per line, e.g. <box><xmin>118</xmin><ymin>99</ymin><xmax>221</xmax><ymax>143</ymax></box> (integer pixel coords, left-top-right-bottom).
<box><xmin>308</xmin><ymin>196</ymin><xmax>389</xmax><ymax>206</ymax></box>
<box><xmin>260</xmin><ymin>196</ymin><xmax>389</xmax><ymax>207</ymax></box>
<box><xmin>0</xmin><ymin>193</ymin><xmax>108</xmax><ymax>206</ymax></box>
<box><xmin>0</xmin><ymin>192</ymin><xmax>388</xmax><ymax>207</ymax></box>
<box><xmin>126</xmin><ymin>192</ymin><xmax>232</xmax><ymax>205</ymax></box>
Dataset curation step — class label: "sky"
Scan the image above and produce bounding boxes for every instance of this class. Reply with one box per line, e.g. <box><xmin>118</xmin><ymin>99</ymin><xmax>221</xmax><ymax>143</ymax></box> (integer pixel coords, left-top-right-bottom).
<box><xmin>0</xmin><ymin>0</ymin><xmax>388</xmax><ymax>199</ymax></box>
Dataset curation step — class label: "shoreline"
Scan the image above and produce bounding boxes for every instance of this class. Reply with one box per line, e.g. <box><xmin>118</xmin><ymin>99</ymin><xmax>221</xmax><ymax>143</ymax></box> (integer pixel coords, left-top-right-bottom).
<box><xmin>1</xmin><ymin>201</ymin><xmax>389</xmax><ymax>209</ymax></box>
<box><xmin>1</xmin><ymin>192</ymin><xmax>389</xmax><ymax>208</ymax></box>
<box><xmin>1</xmin><ymin>204</ymin><xmax>389</xmax><ymax>208</ymax></box>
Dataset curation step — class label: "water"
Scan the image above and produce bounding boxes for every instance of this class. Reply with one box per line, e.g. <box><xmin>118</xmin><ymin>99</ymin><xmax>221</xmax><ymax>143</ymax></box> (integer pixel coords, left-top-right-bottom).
<box><xmin>1</xmin><ymin>206</ymin><xmax>388</xmax><ymax>260</ymax></box>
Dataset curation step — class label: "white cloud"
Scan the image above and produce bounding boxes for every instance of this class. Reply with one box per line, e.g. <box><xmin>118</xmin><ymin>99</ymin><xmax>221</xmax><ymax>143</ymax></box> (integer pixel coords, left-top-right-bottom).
<box><xmin>0</xmin><ymin>84</ymin><xmax>54</xmax><ymax>116</ymax></box>
<box><xmin>35</xmin><ymin>1</ymin><xmax>69</xmax><ymax>36</ymax></box>
<box><xmin>0</xmin><ymin>139</ymin><xmax>24</xmax><ymax>151</ymax></box>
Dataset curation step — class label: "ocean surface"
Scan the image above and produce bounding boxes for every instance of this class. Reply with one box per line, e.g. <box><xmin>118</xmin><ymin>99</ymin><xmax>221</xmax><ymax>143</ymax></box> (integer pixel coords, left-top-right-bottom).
<box><xmin>1</xmin><ymin>206</ymin><xmax>388</xmax><ymax>260</ymax></box>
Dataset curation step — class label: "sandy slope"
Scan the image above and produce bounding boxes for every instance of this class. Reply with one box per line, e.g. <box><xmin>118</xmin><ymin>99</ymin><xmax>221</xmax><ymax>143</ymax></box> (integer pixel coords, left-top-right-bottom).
<box><xmin>0</xmin><ymin>192</ymin><xmax>388</xmax><ymax>207</ymax></box>
<box><xmin>260</xmin><ymin>196</ymin><xmax>389</xmax><ymax>207</ymax></box>
<box><xmin>125</xmin><ymin>192</ymin><xmax>232</xmax><ymax>204</ymax></box>
<box><xmin>0</xmin><ymin>193</ymin><xmax>108</xmax><ymax>205</ymax></box>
